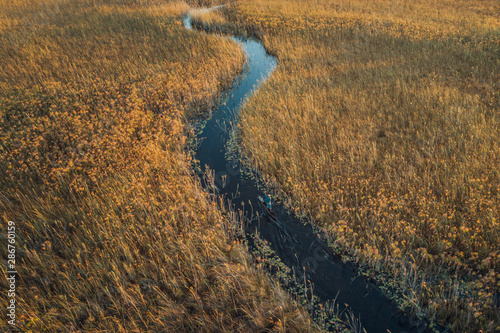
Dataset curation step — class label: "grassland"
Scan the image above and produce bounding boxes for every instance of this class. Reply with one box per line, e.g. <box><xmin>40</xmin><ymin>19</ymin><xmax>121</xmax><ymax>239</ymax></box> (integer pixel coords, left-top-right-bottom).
<box><xmin>0</xmin><ymin>0</ymin><xmax>320</xmax><ymax>331</ymax></box>
<box><xmin>194</xmin><ymin>1</ymin><xmax>500</xmax><ymax>331</ymax></box>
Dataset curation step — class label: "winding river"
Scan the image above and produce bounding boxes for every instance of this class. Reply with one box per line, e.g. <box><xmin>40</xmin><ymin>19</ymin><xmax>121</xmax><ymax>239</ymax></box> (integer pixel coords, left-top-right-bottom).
<box><xmin>183</xmin><ymin>8</ymin><xmax>425</xmax><ymax>333</ymax></box>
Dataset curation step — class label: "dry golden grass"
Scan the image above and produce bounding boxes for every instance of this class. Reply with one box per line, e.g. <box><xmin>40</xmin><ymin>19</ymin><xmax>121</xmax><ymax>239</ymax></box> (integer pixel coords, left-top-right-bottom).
<box><xmin>0</xmin><ymin>0</ymin><xmax>319</xmax><ymax>331</ymax></box>
<box><xmin>194</xmin><ymin>0</ymin><xmax>500</xmax><ymax>331</ymax></box>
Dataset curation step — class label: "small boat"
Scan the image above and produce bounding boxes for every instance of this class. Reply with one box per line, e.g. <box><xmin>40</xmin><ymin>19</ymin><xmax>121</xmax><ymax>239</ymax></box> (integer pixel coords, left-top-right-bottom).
<box><xmin>257</xmin><ymin>196</ymin><xmax>278</xmax><ymax>222</ymax></box>
<box><xmin>257</xmin><ymin>196</ymin><xmax>299</xmax><ymax>244</ymax></box>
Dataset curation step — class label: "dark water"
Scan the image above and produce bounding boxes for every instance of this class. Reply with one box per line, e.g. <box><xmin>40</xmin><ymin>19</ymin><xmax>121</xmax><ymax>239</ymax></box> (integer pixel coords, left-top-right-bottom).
<box><xmin>183</xmin><ymin>11</ymin><xmax>429</xmax><ymax>333</ymax></box>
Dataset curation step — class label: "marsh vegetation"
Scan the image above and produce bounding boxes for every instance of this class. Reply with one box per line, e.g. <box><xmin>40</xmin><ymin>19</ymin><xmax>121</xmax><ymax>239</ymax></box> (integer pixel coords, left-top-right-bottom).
<box><xmin>0</xmin><ymin>0</ymin><xmax>319</xmax><ymax>331</ymax></box>
<box><xmin>195</xmin><ymin>0</ymin><xmax>500</xmax><ymax>331</ymax></box>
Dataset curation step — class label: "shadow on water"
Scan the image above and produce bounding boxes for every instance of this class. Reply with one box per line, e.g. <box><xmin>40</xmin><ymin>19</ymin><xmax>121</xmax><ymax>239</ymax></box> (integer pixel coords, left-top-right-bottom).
<box><xmin>183</xmin><ymin>9</ymin><xmax>436</xmax><ymax>333</ymax></box>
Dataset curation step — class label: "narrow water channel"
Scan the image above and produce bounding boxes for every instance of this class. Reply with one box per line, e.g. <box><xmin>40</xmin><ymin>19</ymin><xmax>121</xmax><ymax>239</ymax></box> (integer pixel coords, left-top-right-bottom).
<box><xmin>183</xmin><ymin>9</ymin><xmax>425</xmax><ymax>333</ymax></box>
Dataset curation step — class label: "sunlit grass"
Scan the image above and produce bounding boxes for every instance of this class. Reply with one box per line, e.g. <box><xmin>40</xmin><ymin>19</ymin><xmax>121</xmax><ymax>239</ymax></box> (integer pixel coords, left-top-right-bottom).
<box><xmin>0</xmin><ymin>0</ymin><xmax>319</xmax><ymax>331</ymax></box>
<box><xmin>195</xmin><ymin>0</ymin><xmax>500</xmax><ymax>331</ymax></box>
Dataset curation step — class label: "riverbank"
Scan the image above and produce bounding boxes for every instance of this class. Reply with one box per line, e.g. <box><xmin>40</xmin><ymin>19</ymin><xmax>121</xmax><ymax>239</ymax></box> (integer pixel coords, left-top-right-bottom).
<box><xmin>0</xmin><ymin>1</ymin><xmax>318</xmax><ymax>331</ymax></box>
<box><xmin>193</xmin><ymin>1</ymin><xmax>500</xmax><ymax>332</ymax></box>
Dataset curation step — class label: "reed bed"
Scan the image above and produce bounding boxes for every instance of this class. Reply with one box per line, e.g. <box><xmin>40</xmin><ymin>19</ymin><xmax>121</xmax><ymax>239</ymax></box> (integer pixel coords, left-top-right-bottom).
<box><xmin>195</xmin><ymin>0</ymin><xmax>500</xmax><ymax>331</ymax></box>
<box><xmin>0</xmin><ymin>0</ymin><xmax>319</xmax><ymax>331</ymax></box>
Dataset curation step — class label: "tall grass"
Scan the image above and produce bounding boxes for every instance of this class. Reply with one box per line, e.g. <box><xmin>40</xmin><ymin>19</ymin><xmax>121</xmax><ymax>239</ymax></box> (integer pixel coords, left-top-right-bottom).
<box><xmin>0</xmin><ymin>0</ymin><xmax>319</xmax><ymax>331</ymax></box>
<box><xmin>195</xmin><ymin>0</ymin><xmax>500</xmax><ymax>331</ymax></box>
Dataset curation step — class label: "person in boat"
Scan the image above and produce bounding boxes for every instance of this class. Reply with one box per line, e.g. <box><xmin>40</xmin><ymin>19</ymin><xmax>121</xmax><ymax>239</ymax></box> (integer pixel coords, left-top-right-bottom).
<box><xmin>258</xmin><ymin>193</ymin><xmax>273</xmax><ymax>211</ymax></box>
<box><xmin>258</xmin><ymin>193</ymin><xmax>278</xmax><ymax>223</ymax></box>
<box><xmin>264</xmin><ymin>193</ymin><xmax>272</xmax><ymax>210</ymax></box>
